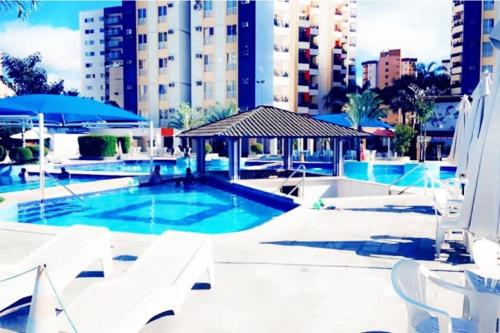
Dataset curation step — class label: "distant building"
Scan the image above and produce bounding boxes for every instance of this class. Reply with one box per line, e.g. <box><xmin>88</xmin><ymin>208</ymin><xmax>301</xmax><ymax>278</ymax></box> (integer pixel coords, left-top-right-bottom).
<box><xmin>449</xmin><ymin>0</ymin><xmax>498</xmax><ymax>95</ymax></box>
<box><xmin>361</xmin><ymin>60</ymin><xmax>377</xmax><ymax>88</ymax></box>
<box><xmin>401</xmin><ymin>57</ymin><xmax>417</xmax><ymax>76</ymax></box>
<box><xmin>441</xmin><ymin>59</ymin><xmax>451</xmax><ymax>75</ymax></box>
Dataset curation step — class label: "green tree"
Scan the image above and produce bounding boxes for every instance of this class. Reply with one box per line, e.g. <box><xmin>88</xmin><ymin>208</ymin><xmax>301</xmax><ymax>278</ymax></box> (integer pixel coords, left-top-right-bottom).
<box><xmin>167</xmin><ymin>103</ymin><xmax>205</xmax><ymax>130</ymax></box>
<box><xmin>0</xmin><ymin>52</ymin><xmax>77</xmax><ymax>95</ymax></box>
<box><xmin>205</xmin><ymin>102</ymin><xmax>237</xmax><ymax>123</ymax></box>
<box><xmin>410</xmin><ymin>85</ymin><xmax>435</xmax><ymax>161</ymax></box>
<box><xmin>393</xmin><ymin>124</ymin><xmax>415</xmax><ymax>156</ymax></box>
<box><xmin>0</xmin><ymin>0</ymin><xmax>38</xmax><ymax>19</ymax></box>
<box><xmin>323</xmin><ymin>82</ymin><xmax>370</xmax><ymax>113</ymax></box>
<box><xmin>342</xmin><ymin>89</ymin><xmax>386</xmax><ymax>130</ymax></box>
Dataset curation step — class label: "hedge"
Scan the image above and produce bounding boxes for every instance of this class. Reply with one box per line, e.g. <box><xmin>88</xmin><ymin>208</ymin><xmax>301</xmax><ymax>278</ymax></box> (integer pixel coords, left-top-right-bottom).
<box><xmin>28</xmin><ymin>145</ymin><xmax>49</xmax><ymax>159</ymax></box>
<box><xmin>78</xmin><ymin>135</ymin><xmax>117</xmax><ymax>158</ymax></box>
<box><xmin>9</xmin><ymin>147</ymin><xmax>33</xmax><ymax>164</ymax></box>
<box><xmin>250</xmin><ymin>143</ymin><xmax>263</xmax><ymax>154</ymax></box>
<box><xmin>0</xmin><ymin>145</ymin><xmax>6</xmax><ymax>162</ymax></box>
<box><xmin>117</xmin><ymin>136</ymin><xmax>131</xmax><ymax>154</ymax></box>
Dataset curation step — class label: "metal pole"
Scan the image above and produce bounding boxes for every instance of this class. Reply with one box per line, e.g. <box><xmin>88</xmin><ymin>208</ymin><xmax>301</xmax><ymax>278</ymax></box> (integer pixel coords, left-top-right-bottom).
<box><xmin>149</xmin><ymin>120</ymin><xmax>154</xmax><ymax>170</ymax></box>
<box><xmin>339</xmin><ymin>139</ymin><xmax>344</xmax><ymax>177</ymax></box>
<box><xmin>22</xmin><ymin>123</ymin><xmax>26</xmax><ymax>148</ymax></box>
<box><xmin>38</xmin><ymin>113</ymin><xmax>45</xmax><ymax>202</ymax></box>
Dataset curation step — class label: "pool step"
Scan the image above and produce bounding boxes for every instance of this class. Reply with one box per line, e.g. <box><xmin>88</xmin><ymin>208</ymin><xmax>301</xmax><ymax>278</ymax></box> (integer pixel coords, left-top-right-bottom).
<box><xmin>17</xmin><ymin>201</ymin><xmax>85</xmax><ymax>223</ymax></box>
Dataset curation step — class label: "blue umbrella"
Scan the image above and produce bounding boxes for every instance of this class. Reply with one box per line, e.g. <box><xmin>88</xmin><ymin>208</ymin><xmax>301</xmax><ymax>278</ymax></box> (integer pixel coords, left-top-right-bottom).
<box><xmin>0</xmin><ymin>94</ymin><xmax>145</xmax><ymax>126</ymax></box>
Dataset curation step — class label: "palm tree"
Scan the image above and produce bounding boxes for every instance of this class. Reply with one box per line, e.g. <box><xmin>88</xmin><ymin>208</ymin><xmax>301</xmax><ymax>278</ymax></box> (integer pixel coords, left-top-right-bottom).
<box><xmin>322</xmin><ymin>82</ymin><xmax>370</xmax><ymax>113</ymax></box>
<box><xmin>415</xmin><ymin>62</ymin><xmax>451</xmax><ymax>95</ymax></box>
<box><xmin>205</xmin><ymin>102</ymin><xmax>237</xmax><ymax>123</ymax></box>
<box><xmin>167</xmin><ymin>103</ymin><xmax>205</xmax><ymax>131</ymax></box>
<box><xmin>342</xmin><ymin>90</ymin><xmax>386</xmax><ymax>130</ymax></box>
<box><xmin>0</xmin><ymin>0</ymin><xmax>38</xmax><ymax>18</ymax></box>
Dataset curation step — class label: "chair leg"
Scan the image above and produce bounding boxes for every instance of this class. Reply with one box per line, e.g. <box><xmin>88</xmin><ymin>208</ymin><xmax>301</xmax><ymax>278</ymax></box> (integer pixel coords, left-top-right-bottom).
<box><xmin>435</xmin><ymin>227</ymin><xmax>445</xmax><ymax>259</ymax></box>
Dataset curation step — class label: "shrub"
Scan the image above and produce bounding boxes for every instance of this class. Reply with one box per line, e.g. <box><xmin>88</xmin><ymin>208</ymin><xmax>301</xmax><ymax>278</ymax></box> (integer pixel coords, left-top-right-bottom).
<box><xmin>28</xmin><ymin>145</ymin><xmax>49</xmax><ymax>159</ymax></box>
<box><xmin>117</xmin><ymin>136</ymin><xmax>131</xmax><ymax>154</ymax></box>
<box><xmin>204</xmin><ymin>142</ymin><xmax>213</xmax><ymax>154</ymax></box>
<box><xmin>78</xmin><ymin>135</ymin><xmax>117</xmax><ymax>159</ymax></box>
<box><xmin>8</xmin><ymin>147</ymin><xmax>33</xmax><ymax>164</ymax></box>
<box><xmin>0</xmin><ymin>145</ymin><xmax>6</xmax><ymax>162</ymax></box>
<box><xmin>250</xmin><ymin>142</ymin><xmax>263</xmax><ymax>154</ymax></box>
<box><xmin>394</xmin><ymin>124</ymin><xmax>415</xmax><ymax>156</ymax></box>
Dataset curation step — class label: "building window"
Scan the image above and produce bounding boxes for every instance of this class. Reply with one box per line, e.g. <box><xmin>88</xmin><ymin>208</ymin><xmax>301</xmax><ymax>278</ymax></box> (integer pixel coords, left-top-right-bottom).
<box><xmin>138</xmin><ymin>34</ymin><xmax>147</xmax><ymax>50</ymax></box>
<box><xmin>226</xmin><ymin>81</ymin><xmax>236</xmax><ymax>98</ymax></box>
<box><xmin>483</xmin><ymin>42</ymin><xmax>494</xmax><ymax>57</ymax></box>
<box><xmin>483</xmin><ymin>18</ymin><xmax>494</xmax><ymax>34</ymax></box>
<box><xmin>159</xmin><ymin>57</ymin><xmax>168</xmax><ymax>74</ymax></box>
<box><xmin>84</xmin><ymin>29</ymin><xmax>94</xmax><ymax>34</ymax></box>
<box><xmin>85</xmin><ymin>74</ymin><xmax>95</xmax><ymax>79</ymax></box>
<box><xmin>137</xmin><ymin>8</ymin><xmax>147</xmax><ymax>25</ymax></box>
<box><xmin>158</xmin><ymin>5</ymin><xmax>167</xmax><ymax>22</ymax></box>
<box><xmin>100</xmin><ymin>39</ymin><xmax>105</xmax><ymax>44</ymax></box>
<box><xmin>158</xmin><ymin>31</ymin><xmax>168</xmax><ymax>49</ymax></box>
<box><xmin>139</xmin><ymin>85</ymin><xmax>148</xmax><ymax>101</ymax></box>
<box><xmin>204</xmin><ymin>54</ymin><xmax>213</xmax><ymax>72</ymax></box>
<box><xmin>226</xmin><ymin>0</ymin><xmax>237</xmax><ymax>15</ymax></box>
<box><xmin>204</xmin><ymin>82</ymin><xmax>213</xmax><ymax>99</ymax></box>
<box><xmin>84</xmin><ymin>40</ymin><xmax>95</xmax><ymax>46</ymax></box>
<box><xmin>138</xmin><ymin>59</ymin><xmax>147</xmax><ymax>76</ymax></box>
<box><xmin>85</xmin><ymin>63</ymin><xmax>92</xmax><ymax>68</ymax></box>
<box><xmin>86</xmin><ymin>85</ymin><xmax>93</xmax><ymax>90</ymax></box>
<box><xmin>84</xmin><ymin>51</ymin><xmax>95</xmax><ymax>57</ymax></box>
<box><xmin>482</xmin><ymin>65</ymin><xmax>493</xmax><ymax>74</ymax></box>
<box><xmin>203</xmin><ymin>27</ymin><xmax>214</xmax><ymax>45</ymax></box>
<box><xmin>203</xmin><ymin>0</ymin><xmax>213</xmax><ymax>17</ymax></box>
<box><xmin>226</xmin><ymin>52</ymin><xmax>237</xmax><ymax>70</ymax></box>
<box><xmin>159</xmin><ymin>84</ymin><xmax>167</xmax><ymax>101</ymax></box>
<box><xmin>84</xmin><ymin>17</ymin><xmax>94</xmax><ymax>23</ymax></box>
<box><xmin>226</xmin><ymin>24</ymin><xmax>237</xmax><ymax>43</ymax></box>
<box><xmin>484</xmin><ymin>0</ymin><xmax>494</xmax><ymax>11</ymax></box>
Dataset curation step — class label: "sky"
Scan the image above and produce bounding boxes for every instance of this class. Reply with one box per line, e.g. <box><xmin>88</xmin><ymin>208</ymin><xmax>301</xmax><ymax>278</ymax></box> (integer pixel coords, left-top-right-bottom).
<box><xmin>0</xmin><ymin>0</ymin><xmax>452</xmax><ymax>91</ymax></box>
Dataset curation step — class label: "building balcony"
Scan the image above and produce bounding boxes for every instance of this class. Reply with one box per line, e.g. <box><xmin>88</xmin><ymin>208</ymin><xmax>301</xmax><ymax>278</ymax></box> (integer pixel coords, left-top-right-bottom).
<box><xmin>226</xmin><ymin>35</ymin><xmax>237</xmax><ymax>44</ymax></box>
<box><xmin>298</xmin><ymin>41</ymin><xmax>309</xmax><ymax>49</ymax></box>
<box><xmin>159</xmin><ymin>67</ymin><xmax>167</xmax><ymax>75</ymax></box>
<box><xmin>105</xmin><ymin>29</ymin><xmax>122</xmax><ymax>37</ymax></box>
<box><xmin>105</xmin><ymin>17</ymin><xmax>121</xmax><ymax>25</ymax></box>
<box><xmin>452</xmin><ymin>24</ymin><xmax>463</xmax><ymax>34</ymax></box>
<box><xmin>158</xmin><ymin>42</ymin><xmax>167</xmax><ymax>49</ymax></box>
<box><xmin>274</xmin><ymin>45</ymin><xmax>289</xmax><ymax>53</ymax></box>
<box><xmin>226</xmin><ymin>63</ymin><xmax>237</xmax><ymax>71</ymax></box>
<box><xmin>138</xmin><ymin>18</ymin><xmax>146</xmax><ymax>25</ymax></box>
<box><xmin>310</xmin><ymin>26</ymin><xmax>319</xmax><ymax>35</ymax></box>
<box><xmin>106</xmin><ymin>52</ymin><xmax>123</xmax><ymax>60</ymax></box>
<box><xmin>139</xmin><ymin>69</ymin><xmax>147</xmax><ymax>76</ymax></box>
<box><xmin>297</xmin><ymin>106</ymin><xmax>309</xmax><ymax>114</ymax></box>
<box><xmin>451</xmin><ymin>45</ymin><xmax>462</xmax><ymax>55</ymax></box>
<box><xmin>274</xmin><ymin>70</ymin><xmax>289</xmax><ymax>78</ymax></box>
<box><xmin>138</xmin><ymin>43</ymin><xmax>147</xmax><ymax>51</ymax></box>
<box><xmin>298</xmin><ymin>85</ymin><xmax>309</xmax><ymax>93</ymax></box>
<box><xmin>453</xmin><ymin>3</ymin><xmax>464</xmax><ymax>13</ymax></box>
<box><xmin>139</xmin><ymin>95</ymin><xmax>147</xmax><ymax>102</ymax></box>
<box><xmin>158</xmin><ymin>15</ymin><xmax>167</xmax><ymax>23</ymax></box>
<box><xmin>106</xmin><ymin>40</ymin><xmax>122</xmax><ymax>48</ymax></box>
<box><xmin>159</xmin><ymin>94</ymin><xmax>167</xmax><ymax>101</ymax></box>
<box><xmin>299</xmin><ymin>13</ymin><xmax>309</xmax><ymax>21</ymax></box>
<box><xmin>273</xmin><ymin>95</ymin><xmax>289</xmax><ymax>103</ymax></box>
<box><xmin>310</xmin><ymin>68</ymin><xmax>319</xmax><ymax>76</ymax></box>
<box><xmin>273</xmin><ymin>18</ymin><xmax>290</xmax><ymax>28</ymax></box>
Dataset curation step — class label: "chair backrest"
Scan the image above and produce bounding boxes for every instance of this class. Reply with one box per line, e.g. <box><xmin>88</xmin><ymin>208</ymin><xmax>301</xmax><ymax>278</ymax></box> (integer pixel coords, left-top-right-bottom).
<box><xmin>472</xmin><ymin>239</ymin><xmax>500</xmax><ymax>274</ymax></box>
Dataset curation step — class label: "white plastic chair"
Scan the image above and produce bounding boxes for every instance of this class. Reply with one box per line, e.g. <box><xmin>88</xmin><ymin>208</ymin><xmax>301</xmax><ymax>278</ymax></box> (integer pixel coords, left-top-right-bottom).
<box><xmin>434</xmin><ymin>214</ymin><xmax>473</xmax><ymax>258</ymax></box>
<box><xmin>471</xmin><ymin>239</ymin><xmax>500</xmax><ymax>278</ymax></box>
<box><xmin>391</xmin><ymin>259</ymin><xmax>478</xmax><ymax>333</ymax></box>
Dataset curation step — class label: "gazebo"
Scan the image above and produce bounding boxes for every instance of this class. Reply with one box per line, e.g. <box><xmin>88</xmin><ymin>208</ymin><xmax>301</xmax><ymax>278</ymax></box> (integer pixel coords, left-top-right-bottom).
<box><xmin>178</xmin><ymin>106</ymin><xmax>369</xmax><ymax>180</ymax></box>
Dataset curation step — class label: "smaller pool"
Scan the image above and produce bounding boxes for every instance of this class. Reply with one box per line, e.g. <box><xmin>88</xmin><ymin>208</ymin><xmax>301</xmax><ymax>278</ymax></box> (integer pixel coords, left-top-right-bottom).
<box><xmin>0</xmin><ymin>165</ymin><xmax>110</xmax><ymax>194</ymax></box>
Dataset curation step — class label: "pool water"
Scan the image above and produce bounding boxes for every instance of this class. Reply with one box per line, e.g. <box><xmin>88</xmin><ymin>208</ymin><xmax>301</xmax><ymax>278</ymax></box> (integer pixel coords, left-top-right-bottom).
<box><xmin>66</xmin><ymin>159</ymin><xmax>228</xmax><ymax>175</ymax></box>
<box><xmin>2</xmin><ymin>184</ymin><xmax>284</xmax><ymax>234</ymax></box>
<box><xmin>0</xmin><ymin>165</ymin><xmax>103</xmax><ymax>193</ymax></box>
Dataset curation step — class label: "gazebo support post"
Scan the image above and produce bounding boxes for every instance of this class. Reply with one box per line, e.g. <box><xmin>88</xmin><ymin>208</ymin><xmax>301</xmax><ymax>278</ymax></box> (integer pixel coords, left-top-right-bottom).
<box><xmin>195</xmin><ymin>138</ymin><xmax>206</xmax><ymax>174</ymax></box>
<box><xmin>283</xmin><ymin>137</ymin><xmax>292</xmax><ymax>170</ymax></box>
<box><xmin>228</xmin><ymin>138</ymin><xmax>240</xmax><ymax>181</ymax></box>
<box><xmin>38</xmin><ymin>113</ymin><xmax>45</xmax><ymax>202</ymax></box>
<box><xmin>338</xmin><ymin>139</ymin><xmax>344</xmax><ymax>176</ymax></box>
<box><xmin>331</xmin><ymin>138</ymin><xmax>339</xmax><ymax>176</ymax></box>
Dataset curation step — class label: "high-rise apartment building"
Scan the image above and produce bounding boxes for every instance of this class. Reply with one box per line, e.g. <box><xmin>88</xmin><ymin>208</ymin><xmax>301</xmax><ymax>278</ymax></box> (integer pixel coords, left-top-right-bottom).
<box><xmin>361</xmin><ymin>49</ymin><xmax>417</xmax><ymax>89</ymax></box>
<box><xmin>80</xmin><ymin>0</ymin><xmax>357</xmax><ymax>125</ymax></box>
<box><xmin>79</xmin><ymin>7</ymin><xmax>125</xmax><ymax>107</ymax></box>
<box><xmin>450</xmin><ymin>0</ymin><xmax>499</xmax><ymax>95</ymax></box>
<box><xmin>361</xmin><ymin>60</ymin><xmax>377</xmax><ymax>88</ymax></box>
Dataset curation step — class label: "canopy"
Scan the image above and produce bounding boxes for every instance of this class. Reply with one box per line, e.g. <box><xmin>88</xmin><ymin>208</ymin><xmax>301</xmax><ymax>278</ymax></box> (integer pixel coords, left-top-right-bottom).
<box><xmin>11</xmin><ymin>128</ymin><xmax>47</xmax><ymax>140</ymax></box>
<box><xmin>448</xmin><ymin>94</ymin><xmax>471</xmax><ymax>166</ymax></box>
<box><xmin>314</xmin><ymin>113</ymin><xmax>393</xmax><ymax>130</ymax></box>
<box><xmin>458</xmin><ymin>26</ymin><xmax>500</xmax><ymax>241</ymax></box>
<box><xmin>0</xmin><ymin>94</ymin><xmax>145</xmax><ymax>126</ymax></box>
<box><xmin>370</xmin><ymin>129</ymin><xmax>394</xmax><ymax>137</ymax></box>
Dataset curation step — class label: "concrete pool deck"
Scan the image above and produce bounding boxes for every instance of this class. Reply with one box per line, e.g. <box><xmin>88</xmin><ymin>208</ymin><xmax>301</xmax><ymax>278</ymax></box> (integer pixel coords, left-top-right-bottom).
<box><xmin>0</xmin><ymin>193</ymin><xmax>473</xmax><ymax>333</ymax></box>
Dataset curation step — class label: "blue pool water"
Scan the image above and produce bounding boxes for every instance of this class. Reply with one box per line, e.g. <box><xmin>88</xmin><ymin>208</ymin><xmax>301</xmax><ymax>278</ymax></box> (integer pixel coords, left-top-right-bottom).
<box><xmin>66</xmin><ymin>159</ymin><xmax>228</xmax><ymax>175</ymax></box>
<box><xmin>1</xmin><ymin>184</ymin><xmax>284</xmax><ymax>234</ymax></box>
<box><xmin>0</xmin><ymin>165</ymin><xmax>106</xmax><ymax>194</ymax></box>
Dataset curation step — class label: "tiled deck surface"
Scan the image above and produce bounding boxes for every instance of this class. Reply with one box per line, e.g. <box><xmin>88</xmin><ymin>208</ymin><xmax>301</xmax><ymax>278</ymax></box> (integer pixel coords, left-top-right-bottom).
<box><xmin>0</xmin><ymin>194</ymin><xmax>473</xmax><ymax>333</ymax></box>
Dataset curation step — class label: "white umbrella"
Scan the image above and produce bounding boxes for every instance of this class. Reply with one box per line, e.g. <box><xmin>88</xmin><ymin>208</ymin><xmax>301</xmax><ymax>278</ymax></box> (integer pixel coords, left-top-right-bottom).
<box><xmin>10</xmin><ymin>128</ymin><xmax>47</xmax><ymax>140</ymax></box>
<box><xmin>459</xmin><ymin>25</ymin><xmax>500</xmax><ymax>240</ymax></box>
<box><xmin>448</xmin><ymin>94</ymin><xmax>470</xmax><ymax>166</ymax></box>
<box><xmin>26</xmin><ymin>266</ymin><xmax>57</xmax><ymax>333</ymax></box>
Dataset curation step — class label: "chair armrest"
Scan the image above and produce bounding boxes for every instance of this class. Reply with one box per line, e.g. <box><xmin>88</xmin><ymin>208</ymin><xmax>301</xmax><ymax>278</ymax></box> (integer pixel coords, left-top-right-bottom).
<box><xmin>429</xmin><ymin>274</ymin><xmax>475</xmax><ymax>299</ymax></box>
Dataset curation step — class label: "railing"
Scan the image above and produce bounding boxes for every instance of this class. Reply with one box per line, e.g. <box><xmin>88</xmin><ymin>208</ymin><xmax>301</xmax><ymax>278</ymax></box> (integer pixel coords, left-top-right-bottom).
<box><xmin>274</xmin><ymin>164</ymin><xmax>306</xmax><ymax>198</ymax></box>
<box><xmin>44</xmin><ymin>171</ymin><xmax>85</xmax><ymax>203</ymax></box>
<box><xmin>388</xmin><ymin>164</ymin><xmax>425</xmax><ymax>195</ymax></box>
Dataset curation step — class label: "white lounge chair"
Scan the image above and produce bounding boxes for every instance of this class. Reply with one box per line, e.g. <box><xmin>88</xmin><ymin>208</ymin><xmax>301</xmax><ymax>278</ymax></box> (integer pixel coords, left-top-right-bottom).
<box><xmin>470</xmin><ymin>239</ymin><xmax>500</xmax><ymax>278</ymax></box>
<box><xmin>58</xmin><ymin>231</ymin><xmax>214</xmax><ymax>333</ymax></box>
<box><xmin>0</xmin><ymin>225</ymin><xmax>113</xmax><ymax>312</ymax></box>
<box><xmin>391</xmin><ymin>259</ymin><xmax>478</xmax><ymax>333</ymax></box>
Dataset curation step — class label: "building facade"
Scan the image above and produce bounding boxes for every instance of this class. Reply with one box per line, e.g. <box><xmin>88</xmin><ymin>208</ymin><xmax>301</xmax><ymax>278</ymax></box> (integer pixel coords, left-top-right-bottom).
<box><xmin>400</xmin><ymin>57</ymin><xmax>417</xmax><ymax>76</ymax></box>
<box><xmin>80</xmin><ymin>0</ymin><xmax>357</xmax><ymax>126</ymax></box>
<box><xmin>450</xmin><ymin>0</ymin><xmax>500</xmax><ymax>95</ymax></box>
<box><xmin>361</xmin><ymin>60</ymin><xmax>377</xmax><ymax>88</ymax></box>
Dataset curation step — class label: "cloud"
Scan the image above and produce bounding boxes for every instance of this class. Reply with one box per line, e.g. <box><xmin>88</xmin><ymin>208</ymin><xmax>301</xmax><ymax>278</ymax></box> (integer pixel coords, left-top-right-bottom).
<box><xmin>0</xmin><ymin>21</ymin><xmax>80</xmax><ymax>90</ymax></box>
<box><xmin>356</xmin><ymin>0</ymin><xmax>451</xmax><ymax>80</ymax></box>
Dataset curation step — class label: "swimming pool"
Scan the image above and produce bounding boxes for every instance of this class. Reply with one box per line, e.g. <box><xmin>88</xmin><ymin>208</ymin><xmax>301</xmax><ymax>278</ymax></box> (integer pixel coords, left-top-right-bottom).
<box><xmin>65</xmin><ymin>159</ymin><xmax>228</xmax><ymax>175</ymax></box>
<box><xmin>2</xmin><ymin>184</ymin><xmax>285</xmax><ymax>234</ymax></box>
<box><xmin>0</xmin><ymin>165</ymin><xmax>108</xmax><ymax>194</ymax></box>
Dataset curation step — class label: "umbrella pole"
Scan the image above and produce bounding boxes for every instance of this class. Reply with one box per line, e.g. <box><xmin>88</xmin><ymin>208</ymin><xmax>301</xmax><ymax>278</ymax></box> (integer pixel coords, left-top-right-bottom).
<box><xmin>149</xmin><ymin>121</ymin><xmax>154</xmax><ymax>171</ymax></box>
<box><xmin>38</xmin><ymin>113</ymin><xmax>45</xmax><ymax>202</ymax></box>
<box><xmin>22</xmin><ymin>123</ymin><xmax>26</xmax><ymax>148</ymax></box>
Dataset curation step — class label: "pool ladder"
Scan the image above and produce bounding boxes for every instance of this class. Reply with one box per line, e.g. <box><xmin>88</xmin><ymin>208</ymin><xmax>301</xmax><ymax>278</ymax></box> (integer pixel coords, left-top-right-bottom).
<box><xmin>274</xmin><ymin>164</ymin><xmax>306</xmax><ymax>198</ymax></box>
<box><xmin>388</xmin><ymin>164</ymin><xmax>429</xmax><ymax>195</ymax></box>
<box><xmin>44</xmin><ymin>171</ymin><xmax>86</xmax><ymax>203</ymax></box>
